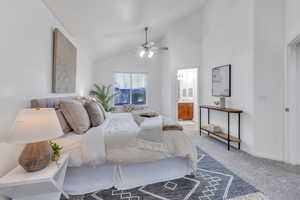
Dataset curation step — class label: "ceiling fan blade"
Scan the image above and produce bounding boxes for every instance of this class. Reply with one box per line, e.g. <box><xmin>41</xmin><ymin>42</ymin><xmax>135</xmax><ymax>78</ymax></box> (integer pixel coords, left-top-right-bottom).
<box><xmin>151</xmin><ymin>47</ymin><xmax>169</xmax><ymax>52</ymax></box>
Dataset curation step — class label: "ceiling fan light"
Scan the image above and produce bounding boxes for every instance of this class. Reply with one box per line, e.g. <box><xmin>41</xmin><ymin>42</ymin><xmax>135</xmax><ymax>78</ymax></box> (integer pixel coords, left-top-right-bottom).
<box><xmin>148</xmin><ymin>50</ymin><xmax>154</xmax><ymax>58</ymax></box>
<box><xmin>140</xmin><ymin>50</ymin><xmax>145</xmax><ymax>58</ymax></box>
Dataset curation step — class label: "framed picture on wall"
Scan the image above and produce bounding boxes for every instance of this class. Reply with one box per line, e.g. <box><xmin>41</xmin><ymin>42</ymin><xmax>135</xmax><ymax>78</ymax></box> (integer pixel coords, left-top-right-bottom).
<box><xmin>52</xmin><ymin>28</ymin><xmax>77</xmax><ymax>93</ymax></box>
<box><xmin>212</xmin><ymin>64</ymin><xmax>231</xmax><ymax>97</ymax></box>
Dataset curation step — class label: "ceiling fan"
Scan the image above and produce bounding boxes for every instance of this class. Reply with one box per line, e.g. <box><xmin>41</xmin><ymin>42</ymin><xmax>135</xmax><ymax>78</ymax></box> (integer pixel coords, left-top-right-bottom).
<box><xmin>139</xmin><ymin>27</ymin><xmax>168</xmax><ymax>58</ymax></box>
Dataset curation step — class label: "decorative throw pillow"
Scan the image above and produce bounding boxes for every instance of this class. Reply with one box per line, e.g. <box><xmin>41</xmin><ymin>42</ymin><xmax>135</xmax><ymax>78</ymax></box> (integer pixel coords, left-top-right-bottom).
<box><xmin>55</xmin><ymin>109</ymin><xmax>72</xmax><ymax>134</ymax></box>
<box><xmin>60</xmin><ymin>100</ymin><xmax>91</xmax><ymax>134</ymax></box>
<box><xmin>162</xmin><ymin>125</ymin><xmax>183</xmax><ymax>131</ymax></box>
<box><xmin>75</xmin><ymin>96</ymin><xmax>90</xmax><ymax>105</ymax></box>
<box><xmin>95</xmin><ymin>101</ymin><xmax>108</xmax><ymax>119</ymax></box>
<box><xmin>84</xmin><ymin>101</ymin><xmax>105</xmax><ymax>127</ymax></box>
<box><xmin>123</xmin><ymin>104</ymin><xmax>134</xmax><ymax>112</ymax></box>
<box><xmin>123</xmin><ymin>104</ymin><xmax>148</xmax><ymax>112</ymax></box>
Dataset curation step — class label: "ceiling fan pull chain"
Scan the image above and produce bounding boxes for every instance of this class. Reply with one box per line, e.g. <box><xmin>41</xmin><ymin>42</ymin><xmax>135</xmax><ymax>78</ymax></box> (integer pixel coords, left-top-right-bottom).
<box><xmin>145</xmin><ymin>27</ymin><xmax>148</xmax><ymax>43</ymax></box>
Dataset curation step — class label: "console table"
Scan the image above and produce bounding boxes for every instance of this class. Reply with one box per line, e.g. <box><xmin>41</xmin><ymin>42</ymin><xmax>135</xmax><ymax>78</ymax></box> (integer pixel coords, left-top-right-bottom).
<box><xmin>199</xmin><ymin>105</ymin><xmax>242</xmax><ymax>150</ymax></box>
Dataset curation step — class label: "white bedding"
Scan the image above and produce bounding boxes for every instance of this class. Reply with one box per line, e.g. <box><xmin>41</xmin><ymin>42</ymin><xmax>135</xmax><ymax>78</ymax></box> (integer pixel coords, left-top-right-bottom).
<box><xmin>53</xmin><ymin>133</ymin><xmax>82</xmax><ymax>166</ymax></box>
<box><xmin>54</xmin><ymin>112</ymin><xmax>197</xmax><ymax>171</ymax></box>
<box><xmin>54</xmin><ymin>120</ymin><xmax>107</xmax><ymax>167</ymax></box>
<box><xmin>54</xmin><ymin>113</ymin><xmax>139</xmax><ymax>167</ymax></box>
<box><xmin>64</xmin><ymin>158</ymin><xmax>192</xmax><ymax>195</ymax></box>
<box><xmin>104</xmin><ymin>113</ymin><xmax>140</xmax><ymax>149</ymax></box>
<box><xmin>104</xmin><ymin>113</ymin><xmax>197</xmax><ymax>171</ymax></box>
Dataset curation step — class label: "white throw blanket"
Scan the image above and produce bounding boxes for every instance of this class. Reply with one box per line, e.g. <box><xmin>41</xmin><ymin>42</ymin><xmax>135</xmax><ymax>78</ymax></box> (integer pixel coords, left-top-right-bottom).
<box><xmin>80</xmin><ymin>125</ymin><xmax>106</xmax><ymax>166</ymax></box>
<box><xmin>54</xmin><ymin>122</ymin><xmax>107</xmax><ymax>167</ymax></box>
<box><xmin>136</xmin><ymin>116</ymin><xmax>167</xmax><ymax>152</ymax></box>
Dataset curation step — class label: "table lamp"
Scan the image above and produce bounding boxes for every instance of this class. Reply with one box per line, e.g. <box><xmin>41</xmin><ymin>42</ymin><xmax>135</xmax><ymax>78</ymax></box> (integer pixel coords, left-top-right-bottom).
<box><xmin>8</xmin><ymin>108</ymin><xmax>63</xmax><ymax>172</ymax></box>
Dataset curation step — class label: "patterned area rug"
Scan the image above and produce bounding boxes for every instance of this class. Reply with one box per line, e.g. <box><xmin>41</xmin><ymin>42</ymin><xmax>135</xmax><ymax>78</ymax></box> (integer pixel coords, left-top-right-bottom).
<box><xmin>63</xmin><ymin>147</ymin><xmax>267</xmax><ymax>200</ymax></box>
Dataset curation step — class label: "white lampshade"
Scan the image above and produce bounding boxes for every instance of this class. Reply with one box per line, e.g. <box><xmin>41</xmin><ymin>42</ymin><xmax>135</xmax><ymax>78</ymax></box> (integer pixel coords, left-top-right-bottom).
<box><xmin>8</xmin><ymin>108</ymin><xmax>63</xmax><ymax>144</ymax></box>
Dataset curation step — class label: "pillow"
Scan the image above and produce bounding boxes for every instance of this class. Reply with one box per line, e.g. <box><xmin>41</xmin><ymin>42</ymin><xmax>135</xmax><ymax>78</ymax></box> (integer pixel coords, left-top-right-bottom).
<box><xmin>162</xmin><ymin>125</ymin><xmax>183</xmax><ymax>131</ymax></box>
<box><xmin>123</xmin><ymin>104</ymin><xmax>148</xmax><ymax>112</ymax></box>
<box><xmin>84</xmin><ymin>101</ymin><xmax>105</xmax><ymax>127</ymax></box>
<box><xmin>123</xmin><ymin>104</ymin><xmax>134</xmax><ymax>112</ymax></box>
<box><xmin>55</xmin><ymin>109</ymin><xmax>72</xmax><ymax>134</ymax></box>
<box><xmin>95</xmin><ymin>101</ymin><xmax>108</xmax><ymax>119</ymax></box>
<box><xmin>60</xmin><ymin>100</ymin><xmax>91</xmax><ymax>134</ymax></box>
<box><xmin>75</xmin><ymin>96</ymin><xmax>90</xmax><ymax>105</ymax></box>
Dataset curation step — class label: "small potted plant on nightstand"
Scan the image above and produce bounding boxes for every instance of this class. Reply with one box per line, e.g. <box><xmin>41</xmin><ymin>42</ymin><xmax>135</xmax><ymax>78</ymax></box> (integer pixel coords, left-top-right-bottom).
<box><xmin>49</xmin><ymin>141</ymin><xmax>63</xmax><ymax>164</ymax></box>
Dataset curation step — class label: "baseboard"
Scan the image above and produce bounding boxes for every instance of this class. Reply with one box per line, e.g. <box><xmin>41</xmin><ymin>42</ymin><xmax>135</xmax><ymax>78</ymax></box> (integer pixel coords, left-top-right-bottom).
<box><xmin>283</xmin><ymin>158</ymin><xmax>300</xmax><ymax>166</ymax></box>
<box><xmin>241</xmin><ymin>148</ymin><xmax>300</xmax><ymax>166</ymax></box>
<box><xmin>247</xmin><ymin>151</ymin><xmax>284</xmax><ymax>163</ymax></box>
<box><xmin>199</xmin><ymin>132</ymin><xmax>299</xmax><ymax>165</ymax></box>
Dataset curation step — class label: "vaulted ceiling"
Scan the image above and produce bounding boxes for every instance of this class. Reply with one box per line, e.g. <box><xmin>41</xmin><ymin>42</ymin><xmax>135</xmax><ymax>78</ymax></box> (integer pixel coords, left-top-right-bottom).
<box><xmin>43</xmin><ymin>0</ymin><xmax>207</xmax><ymax>61</ymax></box>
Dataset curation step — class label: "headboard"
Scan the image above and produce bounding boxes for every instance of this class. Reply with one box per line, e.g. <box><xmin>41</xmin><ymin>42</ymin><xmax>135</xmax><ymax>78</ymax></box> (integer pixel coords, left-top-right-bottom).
<box><xmin>30</xmin><ymin>96</ymin><xmax>84</xmax><ymax>109</ymax></box>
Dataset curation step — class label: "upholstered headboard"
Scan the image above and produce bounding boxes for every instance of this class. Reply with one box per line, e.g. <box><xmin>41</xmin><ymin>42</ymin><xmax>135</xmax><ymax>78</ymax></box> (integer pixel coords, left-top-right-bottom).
<box><xmin>30</xmin><ymin>96</ymin><xmax>83</xmax><ymax>109</ymax></box>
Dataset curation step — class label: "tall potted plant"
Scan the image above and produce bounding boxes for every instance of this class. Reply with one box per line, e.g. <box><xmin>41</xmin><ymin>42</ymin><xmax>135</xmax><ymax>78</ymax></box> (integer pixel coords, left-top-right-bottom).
<box><xmin>89</xmin><ymin>84</ymin><xmax>118</xmax><ymax>112</ymax></box>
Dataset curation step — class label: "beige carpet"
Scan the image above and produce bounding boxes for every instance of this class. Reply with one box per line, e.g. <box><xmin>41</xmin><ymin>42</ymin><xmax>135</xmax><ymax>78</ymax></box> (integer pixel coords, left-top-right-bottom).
<box><xmin>188</xmin><ymin>131</ymin><xmax>300</xmax><ymax>200</ymax></box>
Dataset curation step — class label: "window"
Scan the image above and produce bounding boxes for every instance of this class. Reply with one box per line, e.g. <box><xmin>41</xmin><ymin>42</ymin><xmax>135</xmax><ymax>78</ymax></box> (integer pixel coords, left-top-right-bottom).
<box><xmin>114</xmin><ymin>72</ymin><xmax>148</xmax><ymax>106</ymax></box>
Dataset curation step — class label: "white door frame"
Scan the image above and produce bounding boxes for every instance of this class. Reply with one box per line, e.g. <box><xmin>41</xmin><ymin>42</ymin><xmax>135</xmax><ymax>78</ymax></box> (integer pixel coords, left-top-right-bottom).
<box><xmin>175</xmin><ymin>67</ymin><xmax>199</xmax><ymax>122</ymax></box>
<box><xmin>284</xmin><ymin>34</ymin><xmax>300</xmax><ymax>164</ymax></box>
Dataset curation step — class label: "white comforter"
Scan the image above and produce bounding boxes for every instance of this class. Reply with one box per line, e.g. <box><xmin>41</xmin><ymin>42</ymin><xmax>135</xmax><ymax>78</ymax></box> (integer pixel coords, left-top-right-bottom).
<box><xmin>55</xmin><ymin>113</ymin><xmax>197</xmax><ymax>171</ymax></box>
<box><xmin>104</xmin><ymin>113</ymin><xmax>197</xmax><ymax>171</ymax></box>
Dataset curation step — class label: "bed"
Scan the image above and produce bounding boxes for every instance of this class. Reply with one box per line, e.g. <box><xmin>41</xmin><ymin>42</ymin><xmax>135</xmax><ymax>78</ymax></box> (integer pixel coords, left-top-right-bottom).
<box><xmin>31</xmin><ymin>97</ymin><xmax>196</xmax><ymax>195</ymax></box>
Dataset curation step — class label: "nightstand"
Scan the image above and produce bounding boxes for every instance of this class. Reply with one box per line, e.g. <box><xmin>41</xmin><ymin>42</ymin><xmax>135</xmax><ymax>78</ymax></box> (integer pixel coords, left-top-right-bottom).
<box><xmin>0</xmin><ymin>154</ymin><xmax>69</xmax><ymax>200</ymax></box>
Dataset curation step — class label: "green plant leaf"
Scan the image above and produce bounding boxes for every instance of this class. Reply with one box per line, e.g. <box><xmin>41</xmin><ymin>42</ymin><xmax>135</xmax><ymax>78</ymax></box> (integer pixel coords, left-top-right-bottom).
<box><xmin>90</xmin><ymin>84</ymin><xmax>118</xmax><ymax>112</ymax></box>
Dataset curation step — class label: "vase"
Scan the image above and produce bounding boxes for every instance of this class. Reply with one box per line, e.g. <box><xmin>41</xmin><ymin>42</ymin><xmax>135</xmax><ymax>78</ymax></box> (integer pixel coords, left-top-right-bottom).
<box><xmin>220</xmin><ymin>97</ymin><xmax>226</xmax><ymax>108</ymax></box>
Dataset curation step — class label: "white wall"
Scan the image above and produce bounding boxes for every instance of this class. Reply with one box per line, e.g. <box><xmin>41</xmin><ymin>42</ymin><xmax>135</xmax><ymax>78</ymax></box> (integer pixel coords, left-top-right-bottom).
<box><xmin>160</xmin><ymin>36</ymin><xmax>173</xmax><ymax>117</ymax></box>
<box><xmin>198</xmin><ymin>0</ymin><xmax>255</xmax><ymax>152</ymax></box>
<box><xmin>286</xmin><ymin>0</ymin><xmax>300</xmax><ymax>44</ymax></box>
<box><xmin>162</xmin><ymin>0</ymin><xmax>255</xmax><ymax>152</ymax></box>
<box><xmin>253</xmin><ymin>0</ymin><xmax>285</xmax><ymax>161</ymax></box>
<box><xmin>162</xmin><ymin>0</ymin><xmax>287</xmax><ymax>161</ymax></box>
<box><xmin>92</xmin><ymin>50</ymin><xmax>163</xmax><ymax>112</ymax></box>
<box><xmin>296</xmin><ymin>44</ymin><xmax>300</xmax><ymax>164</ymax></box>
<box><xmin>161</xmin><ymin>12</ymin><xmax>202</xmax><ymax>119</ymax></box>
<box><xmin>0</xmin><ymin>0</ymin><xmax>92</xmax><ymax>192</ymax></box>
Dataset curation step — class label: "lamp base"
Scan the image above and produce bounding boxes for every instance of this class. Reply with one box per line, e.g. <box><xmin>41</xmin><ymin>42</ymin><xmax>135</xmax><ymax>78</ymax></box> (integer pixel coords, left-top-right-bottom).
<box><xmin>19</xmin><ymin>141</ymin><xmax>53</xmax><ymax>172</ymax></box>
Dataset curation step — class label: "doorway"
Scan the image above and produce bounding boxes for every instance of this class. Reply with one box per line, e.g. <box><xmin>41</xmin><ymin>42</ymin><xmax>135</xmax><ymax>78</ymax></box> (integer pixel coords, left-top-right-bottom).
<box><xmin>176</xmin><ymin>68</ymin><xmax>198</xmax><ymax>131</ymax></box>
<box><xmin>285</xmin><ymin>35</ymin><xmax>300</xmax><ymax>165</ymax></box>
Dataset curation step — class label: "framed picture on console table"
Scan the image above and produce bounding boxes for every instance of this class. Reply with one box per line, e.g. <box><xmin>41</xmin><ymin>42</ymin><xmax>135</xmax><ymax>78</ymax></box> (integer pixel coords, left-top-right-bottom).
<box><xmin>212</xmin><ymin>64</ymin><xmax>231</xmax><ymax>97</ymax></box>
